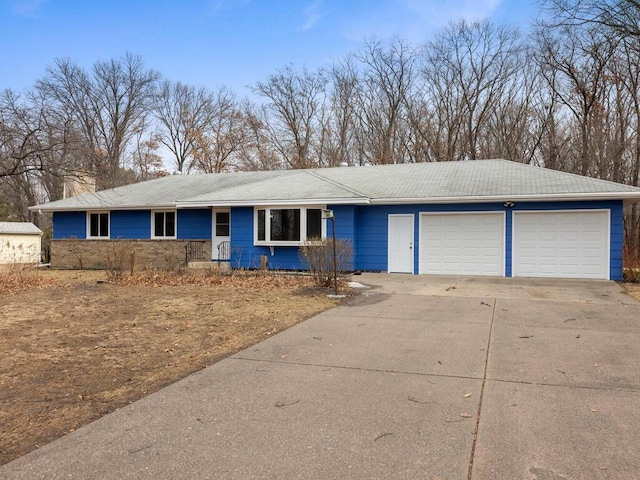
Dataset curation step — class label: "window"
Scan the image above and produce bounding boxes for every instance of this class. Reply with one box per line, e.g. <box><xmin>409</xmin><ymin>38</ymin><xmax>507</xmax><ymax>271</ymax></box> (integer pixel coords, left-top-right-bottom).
<box><xmin>306</xmin><ymin>208</ymin><xmax>322</xmax><ymax>238</ymax></box>
<box><xmin>153</xmin><ymin>211</ymin><xmax>176</xmax><ymax>238</ymax></box>
<box><xmin>215</xmin><ymin>211</ymin><xmax>230</xmax><ymax>237</ymax></box>
<box><xmin>255</xmin><ymin>207</ymin><xmax>324</xmax><ymax>245</ymax></box>
<box><xmin>88</xmin><ymin>212</ymin><xmax>109</xmax><ymax>238</ymax></box>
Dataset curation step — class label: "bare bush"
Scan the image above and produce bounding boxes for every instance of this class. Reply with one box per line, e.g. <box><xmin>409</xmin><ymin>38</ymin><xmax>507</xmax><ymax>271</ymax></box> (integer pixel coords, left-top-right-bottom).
<box><xmin>299</xmin><ymin>237</ymin><xmax>353</xmax><ymax>287</ymax></box>
<box><xmin>623</xmin><ymin>245</ymin><xmax>640</xmax><ymax>283</ymax></box>
<box><xmin>104</xmin><ymin>241</ymin><xmax>137</xmax><ymax>279</ymax></box>
<box><xmin>0</xmin><ymin>264</ymin><xmax>52</xmax><ymax>295</ymax></box>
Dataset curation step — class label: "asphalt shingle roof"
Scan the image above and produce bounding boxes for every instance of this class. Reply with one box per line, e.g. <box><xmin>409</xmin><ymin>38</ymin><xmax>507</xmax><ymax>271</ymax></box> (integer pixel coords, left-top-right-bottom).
<box><xmin>30</xmin><ymin>160</ymin><xmax>640</xmax><ymax>212</ymax></box>
<box><xmin>0</xmin><ymin>222</ymin><xmax>43</xmax><ymax>235</ymax></box>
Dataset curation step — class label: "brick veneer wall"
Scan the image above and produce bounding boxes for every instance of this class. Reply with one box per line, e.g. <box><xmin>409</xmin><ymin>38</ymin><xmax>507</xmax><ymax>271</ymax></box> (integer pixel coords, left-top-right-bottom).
<box><xmin>50</xmin><ymin>239</ymin><xmax>212</xmax><ymax>270</ymax></box>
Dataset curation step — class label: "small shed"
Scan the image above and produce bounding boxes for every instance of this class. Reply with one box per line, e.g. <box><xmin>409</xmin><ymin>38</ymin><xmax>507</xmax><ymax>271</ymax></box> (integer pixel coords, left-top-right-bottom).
<box><xmin>0</xmin><ymin>222</ymin><xmax>43</xmax><ymax>265</ymax></box>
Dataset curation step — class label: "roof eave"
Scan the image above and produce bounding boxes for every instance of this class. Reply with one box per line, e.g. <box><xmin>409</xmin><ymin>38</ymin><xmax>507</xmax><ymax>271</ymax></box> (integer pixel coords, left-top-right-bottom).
<box><xmin>369</xmin><ymin>192</ymin><xmax>640</xmax><ymax>204</ymax></box>
<box><xmin>176</xmin><ymin>198</ymin><xmax>371</xmax><ymax>207</ymax></box>
<box><xmin>30</xmin><ymin>203</ymin><xmax>178</xmax><ymax>212</ymax></box>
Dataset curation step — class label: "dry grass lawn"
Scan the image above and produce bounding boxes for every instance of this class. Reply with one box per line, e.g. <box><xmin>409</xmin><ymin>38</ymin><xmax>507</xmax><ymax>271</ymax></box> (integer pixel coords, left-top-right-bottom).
<box><xmin>2</xmin><ymin>267</ymin><xmax>640</xmax><ymax>467</ymax></box>
<box><xmin>0</xmin><ymin>268</ymin><xmax>341</xmax><ymax>466</ymax></box>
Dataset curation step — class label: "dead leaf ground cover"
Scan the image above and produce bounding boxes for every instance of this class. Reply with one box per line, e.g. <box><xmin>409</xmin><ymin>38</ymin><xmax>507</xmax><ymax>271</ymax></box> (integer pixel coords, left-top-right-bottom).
<box><xmin>623</xmin><ymin>282</ymin><xmax>640</xmax><ymax>302</ymax></box>
<box><xmin>0</xmin><ymin>269</ymin><xmax>340</xmax><ymax>466</ymax></box>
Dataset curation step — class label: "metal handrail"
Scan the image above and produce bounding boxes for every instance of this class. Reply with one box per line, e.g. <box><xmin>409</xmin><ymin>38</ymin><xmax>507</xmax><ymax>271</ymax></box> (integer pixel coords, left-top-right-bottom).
<box><xmin>217</xmin><ymin>241</ymin><xmax>231</xmax><ymax>261</ymax></box>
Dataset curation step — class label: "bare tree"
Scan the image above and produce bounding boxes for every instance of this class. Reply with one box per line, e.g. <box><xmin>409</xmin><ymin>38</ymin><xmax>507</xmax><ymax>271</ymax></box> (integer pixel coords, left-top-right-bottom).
<box><xmin>0</xmin><ymin>88</ymin><xmax>86</xmax><ymax>222</ymax></box>
<box><xmin>131</xmin><ymin>131</ymin><xmax>166</xmax><ymax>181</ymax></box>
<box><xmin>354</xmin><ymin>38</ymin><xmax>417</xmax><ymax>165</ymax></box>
<box><xmin>0</xmin><ymin>89</ymin><xmax>71</xmax><ymax>178</ymax></box>
<box><xmin>191</xmin><ymin>87</ymin><xmax>246</xmax><ymax>173</ymax></box>
<box><xmin>317</xmin><ymin>57</ymin><xmax>361</xmax><ymax>167</ymax></box>
<box><xmin>252</xmin><ymin>65</ymin><xmax>327</xmax><ymax>169</ymax></box>
<box><xmin>535</xmin><ymin>23</ymin><xmax>618</xmax><ymax>175</ymax></box>
<box><xmin>37</xmin><ymin>53</ymin><xmax>160</xmax><ymax>188</ymax></box>
<box><xmin>152</xmin><ymin>80</ymin><xmax>216</xmax><ymax>173</ymax></box>
<box><xmin>421</xmin><ymin>20</ymin><xmax>525</xmax><ymax>161</ymax></box>
<box><xmin>543</xmin><ymin>0</ymin><xmax>640</xmax><ymax>39</ymax></box>
<box><xmin>236</xmin><ymin>101</ymin><xmax>281</xmax><ymax>171</ymax></box>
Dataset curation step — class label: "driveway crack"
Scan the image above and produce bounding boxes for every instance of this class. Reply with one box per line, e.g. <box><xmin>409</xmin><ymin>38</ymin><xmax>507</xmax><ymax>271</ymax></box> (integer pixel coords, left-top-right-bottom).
<box><xmin>467</xmin><ymin>298</ymin><xmax>496</xmax><ymax>480</ymax></box>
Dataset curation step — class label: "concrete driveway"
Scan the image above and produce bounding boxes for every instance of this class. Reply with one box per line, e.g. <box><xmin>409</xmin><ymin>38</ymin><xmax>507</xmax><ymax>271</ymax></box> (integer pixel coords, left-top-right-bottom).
<box><xmin>2</xmin><ymin>274</ymin><xmax>639</xmax><ymax>479</ymax></box>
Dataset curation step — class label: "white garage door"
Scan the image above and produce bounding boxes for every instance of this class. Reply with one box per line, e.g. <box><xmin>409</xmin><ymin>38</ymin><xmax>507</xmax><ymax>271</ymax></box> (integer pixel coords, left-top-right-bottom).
<box><xmin>512</xmin><ymin>211</ymin><xmax>609</xmax><ymax>279</ymax></box>
<box><xmin>419</xmin><ymin>213</ymin><xmax>505</xmax><ymax>276</ymax></box>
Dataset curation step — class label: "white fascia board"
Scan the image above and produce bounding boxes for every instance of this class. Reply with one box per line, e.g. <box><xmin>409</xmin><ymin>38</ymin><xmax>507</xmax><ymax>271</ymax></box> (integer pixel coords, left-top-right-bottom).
<box><xmin>30</xmin><ymin>203</ymin><xmax>178</xmax><ymax>212</ymax></box>
<box><xmin>176</xmin><ymin>197</ymin><xmax>371</xmax><ymax>208</ymax></box>
<box><xmin>370</xmin><ymin>192</ymin><xmax>640</xmax><ymax>204</ymax></box>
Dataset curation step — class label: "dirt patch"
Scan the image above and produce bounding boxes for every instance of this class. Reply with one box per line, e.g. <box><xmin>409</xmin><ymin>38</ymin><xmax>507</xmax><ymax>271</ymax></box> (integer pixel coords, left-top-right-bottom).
<box><xmin>623</xmin><ymin>282</ymin><xmax>640</xmax><ymax>303</ymax></box>
<box><xmin>0</xmin><ymin>269</ymin><xmax>341</xmax><ymax>466</ymax></box>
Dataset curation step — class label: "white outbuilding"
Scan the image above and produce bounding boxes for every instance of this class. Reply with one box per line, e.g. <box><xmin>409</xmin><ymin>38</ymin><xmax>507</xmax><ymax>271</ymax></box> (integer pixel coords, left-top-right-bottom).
<box><xmin>0</xmin><ymin>222</ymin><xmax>43</xmax><ymax>265</ymax></box>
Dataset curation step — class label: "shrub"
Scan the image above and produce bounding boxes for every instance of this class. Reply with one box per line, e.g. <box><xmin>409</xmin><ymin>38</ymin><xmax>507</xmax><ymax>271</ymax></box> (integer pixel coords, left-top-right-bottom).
<box><xmin>104</xmin><ymin>240</ymin><xmax>137</xmax><ymax>279</ymax></box>
<box><xmin>623</xmin><ymin>245</ymin><xmax>640</xmax><ymax>283</ymax></box>
<box><xmin>0</xmin><ymin>264</ymin><xmax>52</xmax><ymax>295</ymax></box>
<box><xmin>299</xmin><ymin>237</ymin><xmax>353</xmax><ymax>287</ymax></box>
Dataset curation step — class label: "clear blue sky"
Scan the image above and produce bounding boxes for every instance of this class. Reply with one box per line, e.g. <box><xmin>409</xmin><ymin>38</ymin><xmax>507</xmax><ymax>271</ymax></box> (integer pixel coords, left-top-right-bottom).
<box><xmin>0</xmin><ymin>0</ymin><xmax>540</xmax><ymax>96</ymax></box>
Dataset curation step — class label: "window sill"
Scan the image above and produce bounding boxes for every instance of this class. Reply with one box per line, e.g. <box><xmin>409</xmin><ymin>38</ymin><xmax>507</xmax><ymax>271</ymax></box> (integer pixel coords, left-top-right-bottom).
<box><xmin>254</xmin><ymin>241</ymin><xmax>304</xmax><ymax>247</ymax></box>
<box><xmin>254</xmin><ymin>239</ymin><xmax>327</xmax><ymax>247</ymax></box>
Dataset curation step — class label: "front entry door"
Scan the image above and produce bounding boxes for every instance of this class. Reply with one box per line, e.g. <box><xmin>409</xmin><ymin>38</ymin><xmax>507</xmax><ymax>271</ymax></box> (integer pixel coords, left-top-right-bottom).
<box><xmin>388</xmin><ymin>214</ymin><xmax>414</xmax><ymax>273</ymax></box>
<box><xmin>212</xmin><ymin>209</ymin><xmax>230</xmax><ymax>260</ymax></box>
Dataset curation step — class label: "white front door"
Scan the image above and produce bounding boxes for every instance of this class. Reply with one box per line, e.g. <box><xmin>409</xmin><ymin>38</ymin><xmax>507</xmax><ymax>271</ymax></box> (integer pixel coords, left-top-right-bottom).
<box><xmin>212</xmin><ymin>209</ymin><xmax>230</xmax><ymax>260</ymax></box>
<box><xmin>388</xmin><ymin>214</ymin><xmax>414</xmax><ymax>273</ymax></box>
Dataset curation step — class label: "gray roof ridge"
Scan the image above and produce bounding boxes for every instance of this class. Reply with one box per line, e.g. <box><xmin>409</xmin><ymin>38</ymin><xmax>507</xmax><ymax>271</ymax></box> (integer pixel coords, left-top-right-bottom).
<box><xmin>305</xmin><ymin>169</ymin><xmax>370</xmax><ymax>199</ymax></box>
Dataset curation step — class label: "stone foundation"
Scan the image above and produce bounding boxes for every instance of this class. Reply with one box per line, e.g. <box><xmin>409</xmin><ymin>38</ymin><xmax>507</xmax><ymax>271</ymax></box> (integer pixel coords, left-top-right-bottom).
<box><xmin>50</xmin><ymin>239</ymin><xmax>212</xmax><ymax>270</ymax></box>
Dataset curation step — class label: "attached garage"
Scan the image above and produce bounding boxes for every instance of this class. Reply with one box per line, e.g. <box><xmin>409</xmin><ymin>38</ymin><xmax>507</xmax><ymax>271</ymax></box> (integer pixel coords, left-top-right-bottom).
<box><xmin>512</xmin><ymin>211</ymin><xmax>609</xmax><ymax>279</ymax></box>
<box><xmin>419</xmin><ymin>212</ymin><xmax>505</xmax><ymax>276</ymax></box>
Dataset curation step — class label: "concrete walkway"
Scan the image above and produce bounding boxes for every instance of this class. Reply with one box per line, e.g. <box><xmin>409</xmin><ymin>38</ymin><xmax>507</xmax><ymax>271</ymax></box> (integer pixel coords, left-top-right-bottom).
<box><xmin>2</xmin><ymin>274</ymin><xmax>640</xmax><ymax>479</ymax></box>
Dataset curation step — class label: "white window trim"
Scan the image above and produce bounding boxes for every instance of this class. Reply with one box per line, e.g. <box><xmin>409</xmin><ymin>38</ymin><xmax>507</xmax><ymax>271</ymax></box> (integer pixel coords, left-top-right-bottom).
<box><xmin>151</xmin><ymin>210</ymin><xmax>177</xmax><ymax>239</ymax></box>
<box><xmin>254</xmin><ymin>206</ymin><xmax>326</xmax><ymax>246</ymax></box>
<box><xmin>86</xmin><ymin>211</ymin><xmax>110</xmax><ymax>239</ymax></box>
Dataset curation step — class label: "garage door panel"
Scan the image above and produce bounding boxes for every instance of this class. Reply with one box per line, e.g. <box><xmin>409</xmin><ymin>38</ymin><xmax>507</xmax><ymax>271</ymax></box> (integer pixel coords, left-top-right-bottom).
<box><xmin>513</xmin><ymin>211</ymin><xmax>608</xmax><ymax>279</ymax></box>
<box><xmin>420</xmin><ymin>213</ymin><xmax>504</xmax><ymax>276</ymax></box>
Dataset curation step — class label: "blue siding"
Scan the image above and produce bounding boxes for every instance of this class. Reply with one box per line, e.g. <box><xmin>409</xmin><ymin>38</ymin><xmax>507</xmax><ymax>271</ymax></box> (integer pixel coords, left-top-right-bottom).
<box><xmin>353</xmin><ymin>200</ymin><xmax>623</xmax><ymax>279</ymax></box>
<box><xmin>111</xmin><ymin>211</ymin><xmax>150</xmax><ymax>239</ymax></box>
<box><xmin>51</xmin><ymin>199</ymin><xmax>624</xmax><ymax>279</ymax></box>
<box><xmin>331</xmin><ymin>205</ymin><xmax>357</xmax><ymax>271</ymax></box>
<box><xmin>52</xmin><ymin>211</ymin><xmax>86</xmax><ymax>239</ymax></box>
<box><xmin>230</xmin><ymin>207</ymin><xmax>306</xmax><ymax>270</ymax></box>
<box><xmin>505</xmin><ymin>210</ymin><xmax>513</xmax><ymax>277</ymax></box>
<box><xmin>610</xmin><ymin>202</ymin><xmax>624</xmax><ymax>280</ymax></box>
<box><xmin>355</xmin><ymin>203</ymin><xmax>506</xmax><ymax>273</ymax></box>
<box><xmin>230</xmin><ymin>205</ymin><xmax>358</xmax><ymax>271</ymax></box>
<box><xmin>178</xmin><ymin>209</ymin><xmax>211</xmax><ymax>239</ymax></box>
